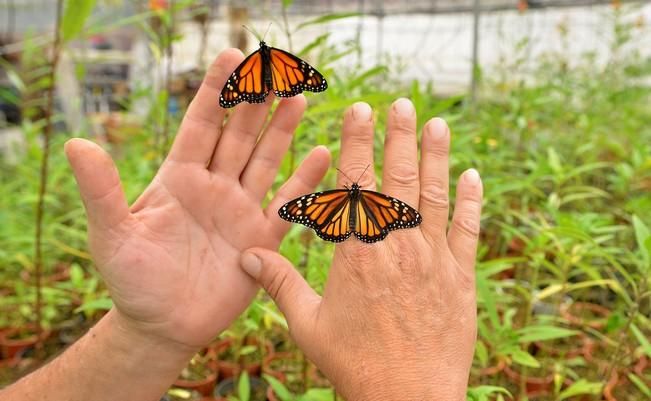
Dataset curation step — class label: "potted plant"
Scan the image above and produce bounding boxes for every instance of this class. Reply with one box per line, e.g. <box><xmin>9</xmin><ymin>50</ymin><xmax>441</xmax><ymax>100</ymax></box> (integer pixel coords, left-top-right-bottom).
<box><xmin>173</xmin><ymin>352</ymin><xmax>219</xmax><ymax>396</ymax></box>
<box><xmin>215</xmin><ymin>312</ymin><xmax>273</xmax><ymax>379</ymax></box>
<box><xmin>214</xmin><ymin>371</ymin><xmax>267</xmax><ymax>401</ymax></box>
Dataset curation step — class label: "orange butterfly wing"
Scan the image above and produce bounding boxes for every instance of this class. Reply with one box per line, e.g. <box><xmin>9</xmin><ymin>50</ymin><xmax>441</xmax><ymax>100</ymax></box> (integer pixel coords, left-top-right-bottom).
<box><xmin>269</xmin><ymin>48</ymin><xmax>327</xmax><ymax>98</ymax></box>
<box><xmin>219</xmin><ymin>50</ymin><xmax>268</xmax><ymax>108</ymax></box>
<box><xmin>354</xmin><ymin>190</ymin><xmax>422</xmax><ymax>243</ymax></box>
<box><xmin>278</xmin><ymin>190</ymin><xmax>352</xmax><ymax>243</ymax></box>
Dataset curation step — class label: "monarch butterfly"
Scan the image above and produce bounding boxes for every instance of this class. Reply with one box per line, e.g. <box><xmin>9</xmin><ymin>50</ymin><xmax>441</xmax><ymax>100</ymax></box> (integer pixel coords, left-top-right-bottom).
<box><xmin>219</xmin><ymin>41</ymin><xmax>327</xmax><ymax>108</ymax></box>
<box><xmin>278</xmin><ymin>172</ymin><xmax>422</xmax><ymax>243</ymax></box>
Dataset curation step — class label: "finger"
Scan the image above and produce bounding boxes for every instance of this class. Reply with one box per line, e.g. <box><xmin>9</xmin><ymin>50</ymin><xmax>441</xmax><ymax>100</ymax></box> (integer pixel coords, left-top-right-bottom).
<box><xmin>240</xmin><ymin>249</ymin><xmax>320</xmax><ymax>339</ymax></box>
<box><xmin>166</xmin><ymin>49</ymin><xmax>244</xmax><ymax>165</ymax></box>
<box><xmin>266</xmin><ymin>146</ymin><xmax>331</xmax><ymax>237</ymax></box>
<box><xmin>448</xmin><ymin>169</ymin><xmax>483</xmax><ymax>271</ymax></box>
<box><xmin>338</xmin><ymin>102</ymin><xmax>376</xmax><ymax>189</ymax></box>
<box><xmin>64</xmin><ymin>139</ymin><xmax>129</xmax><ymax>229</ymax></box>
<box><xmin>241</xmin><ymin>95</ymin><xmax>307</xmax><ymax>201</ymax></box>
<box><xmin>209</xmin><ymin>94</ymin><xmax>275</xmax><ymax>176</ymax></box>
<box><xmin>381</xmin><ymin>98</ymin><xmax>419</xmax><ymax>206</ymax></box>
<box><xmin>419</xmin><ymin>118</ymin><xmax>450</xmax><ymax>242</ymax></box>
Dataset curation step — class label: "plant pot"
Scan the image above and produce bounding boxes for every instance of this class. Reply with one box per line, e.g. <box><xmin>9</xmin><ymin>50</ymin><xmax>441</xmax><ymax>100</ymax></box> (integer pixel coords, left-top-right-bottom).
<box><xmin>0</xmin><ymin>326</ymin><xmax>51</xmax><ymax>359</ymax></box>
<box><xmin>214</xmin><ymin>376</ymin><xmax>267</xmax><ymax>401</ymax></box>
<box><xmin>263</xmin><ymin>351</ymin><xmax>297</xmax><ymax>383</ymax></box>
<box><xmin>173</xmin><ymin>371</ymin><xmax>218</xmax><ymax>397</ymax></box>
<box><xmin>214</xmin><ymin>337</ymin><xmax>273</xmax><ymax>379</ymax></box>
<box><xmin>560</xmin><ymin>302</ymin><xmax>610</xmax><ymax>330</ymax></box>
<box><xmin>504</xmin><ymin>365</ymin><xmax>554</xmax><ymax>399</ymax></box>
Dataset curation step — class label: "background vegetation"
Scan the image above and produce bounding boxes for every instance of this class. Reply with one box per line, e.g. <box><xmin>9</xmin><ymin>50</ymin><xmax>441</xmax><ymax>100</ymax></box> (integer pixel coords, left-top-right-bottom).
<box><xmin>0</xmin><ymin>1</ymin><xmax>649</xmax><ymax>400</ymax></box>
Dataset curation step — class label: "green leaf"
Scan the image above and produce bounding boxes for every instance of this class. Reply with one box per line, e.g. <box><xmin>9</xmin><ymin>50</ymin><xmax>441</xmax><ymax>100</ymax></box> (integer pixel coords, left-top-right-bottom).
<box><xmin>295</xmin><ymin>12</ymin><xmax>361</xmax><ymax>31</ymax></box>
<box><xmin>633</xmin><ymin>215</ymin><xmax>650</xmax><ymax>270</ymax></box>
<box><xmin>263</xmin><ymin>374</ymin><xmax>293</xmax><ymax>401</ymax></box>
<box><xmin>558</xmin><ymin>379</ymin><xmax>603</xmax><ymax>400</ymax></box>
<box><xmin>298</xmin><ymin>33</ymin><xmax>330</xmax><ymax>57</ymax></box>
<box><xmin>74</xmin><ymin>297</ymin><xmax>113</xmax><ymax>313</ymax></box>
<box><xmin>300</xmin><ymin>389</ymin><xmax>336</xmax><ymax>401</ymax></box>
<box><xmin>516</xmin><ymin>325</ymin><xmax>577</xmax><ymax>343</ymax></box>
<box><xmin>238</xmin><ymin>371</ymin><xmax>250</xmax><ymax>401</ymax></box>
<box><xmin>467</xmin><ymin>385</ymin><xmax>512</xmax><ymax>401</ymax></box>
<box><xmin>511</xmin><ymin>349</ymin><xmax>540</xmax><ymax>368</ymax></box>
<box><xmin>62</xmin><ymin>0</ymin><xmax>97</xmax><ymax>42</ymax></box>
<box><xmin>281</xmin><ymin>0</ymin><xmax>294</xmax><ymax>8</ymax></box>
<box><xmin>628</xmin><ymin>373</ymin><xmax>651</xmax><ymax>397</ymax></box>
<box><xmin>630</xmin><ymin>323</ymin><xmax>651</xmax><ymax>358</ymax></box>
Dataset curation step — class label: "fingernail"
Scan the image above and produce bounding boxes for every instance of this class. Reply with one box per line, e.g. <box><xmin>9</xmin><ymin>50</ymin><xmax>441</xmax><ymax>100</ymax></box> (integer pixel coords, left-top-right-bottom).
<box><xmin>428</xmin><ymin>118</ymin><xmax>448</xmax><ymax>140</ymax></box>
<box><xmin>393</xmin><ymin>98</ymin><xmax>414</xmax><ymax>116</ymax></box>
<box><xmin>352</xmin><ymin>102</ymin><xmax>372</xmax><ymax>121</ymax></box>
<box><xmin>465</xmin><ymin>168</ymin><xmax>480</xmax><ymax>184</ymax></box>
<box><xmin>241</xmin><ymin>252</ymin><xmax>262</xmax><ymax>278</ymax></box>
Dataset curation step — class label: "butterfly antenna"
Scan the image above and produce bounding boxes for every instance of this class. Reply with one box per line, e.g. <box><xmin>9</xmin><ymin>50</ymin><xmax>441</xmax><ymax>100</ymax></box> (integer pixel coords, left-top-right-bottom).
<box><xmin>262</xmin><ymin>22</ymin><xmax>272</xmax><ymax>41</ymax></box>
<box><xmin>242</xmin><ymin>25</ymin><xmax>261</xmax><ymax>41</ymax></box>
<box><xmin>355</xmin><ymin>164</ymin><xmax>371</xmax><ymax>183</ymax></box>
<box><xmin>336</xmin><ymin>167</ymin><xmax>355</xmax><ymax>186</ymax></box>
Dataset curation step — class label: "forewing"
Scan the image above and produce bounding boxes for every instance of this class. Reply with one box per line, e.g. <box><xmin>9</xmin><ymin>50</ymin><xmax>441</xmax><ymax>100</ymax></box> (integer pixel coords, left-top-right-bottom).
<box><xmin>269</xmin><ymin>48</ymin><xmax>328</xmax><ymax>98</ymax></box>
<box><xmin>279</xmin><ymin>190</ymin><xmax>351</xmax><ymax>243</ymax></box>
<box><xmin>219</xmin><ymin>50</ymin><xmax>268</xmax><ymax>108</ymax></box>
<box><xmin>354</xmin><ymin>190</ymin><xmax>422</xmax><ymax>242</ymax></box>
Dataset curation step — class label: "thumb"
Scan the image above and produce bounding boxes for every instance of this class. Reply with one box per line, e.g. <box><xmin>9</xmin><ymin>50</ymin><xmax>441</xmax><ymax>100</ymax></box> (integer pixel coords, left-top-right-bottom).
<box><xmin>240</xmin><ymin>248</ymin><xmax>320</xmax><ymax>335</ymax></box>
<box><xmin>64</xmin><ymin>138</ymin><xmax>130</xmax><ymax>229</ymax></box>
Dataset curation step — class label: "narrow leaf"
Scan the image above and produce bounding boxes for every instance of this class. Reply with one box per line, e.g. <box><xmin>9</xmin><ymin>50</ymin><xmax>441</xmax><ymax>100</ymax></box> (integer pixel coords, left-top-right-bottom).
<box><xmin>558</xmin><ymin>379</ymin><xmax>603</xmax><ymax>400</ymax></box>
<box><xmin>511</xmin><ymin>349</ymin><xmax>540</xmax><ymax>368</ymax></box>
<box><xmin>631</xmin><ymin>323</ymin><xmax>651</xmax><ymax>358</ymax></box>
<box><xmin>295</xmin><ymin>12</ymin><xmax>361</xmax><ymax>31</ymax></box>
<box><xmin>516</xmin><ymin>326</ymin><xmax>577</xmax><ymax>343</ymax></box>
<box><xmin>62</xmin><ymin>0</ymin><xmax>98</xmax><ymax>42</ymax></box>
<box><xmin>238</xmin><ymin>371</ymin><xmax>250</xmax><ymax>401</ymax></box>
<box><xmin>628</xmin><ymin>373</ymin><xmax>651</xmax><ymax>397</ymax></box>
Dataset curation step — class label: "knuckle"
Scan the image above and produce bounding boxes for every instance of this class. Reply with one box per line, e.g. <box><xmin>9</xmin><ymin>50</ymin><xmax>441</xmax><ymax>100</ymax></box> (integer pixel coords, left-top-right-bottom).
<box><xmin>385</xmin><ymin>161</ymin><xmax>418</xmax><ymax>187</ymax></box>
<box><xmin>420</xmin><ymin>178</ymin><xmax>449</xmax><ymax>209</ymax></box>
<box><xmin>453</xmin><ymin>216</ymin><xmax>481</xmax><ymax>238</ymax></box>
<box><xmin>425</xmin><ymin>142</ymin><xmax>449</xmax><ymax>158</ymax></box>
<box><xmin>264</xmin><ymin>269</ymin><xmax>290</xmax><ymax>301</ymax></box>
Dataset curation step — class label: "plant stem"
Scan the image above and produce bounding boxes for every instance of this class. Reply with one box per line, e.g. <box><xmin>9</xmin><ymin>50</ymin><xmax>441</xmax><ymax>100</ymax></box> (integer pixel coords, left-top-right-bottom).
<box><xmin>34</xmin><ymin>0</ymin><xmax>64</xmax><ymax>353</ymax></box>
<box><xmin>161</xmin><ymin>0</ymin><xmax>174</xmax><ymax>162</ymax></box>
<box><xmin>600</xmin><ymin>276</ymin><xmax>646</xmax><ymax>396</ymax></box>
<box><xmin>281</xmin><ymin>2</ymin><xmax>296</xmax><ymax>174</ymax></box>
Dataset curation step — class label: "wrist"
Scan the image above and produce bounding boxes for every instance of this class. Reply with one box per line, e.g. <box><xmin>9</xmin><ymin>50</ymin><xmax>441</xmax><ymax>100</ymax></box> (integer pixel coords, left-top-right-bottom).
<box><xmin>338</xmin><ymin>357</ymin><xmax>469</xmax><ymax>401</ymax></box>
<box><xmin>108</xmin><ymin>308</ymin><xmax>199</xmax><ymax>360</ymax></box>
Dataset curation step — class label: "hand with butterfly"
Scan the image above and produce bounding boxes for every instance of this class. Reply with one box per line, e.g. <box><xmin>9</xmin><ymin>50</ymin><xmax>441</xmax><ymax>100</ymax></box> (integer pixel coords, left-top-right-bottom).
<box><xmin>241</xmin><ymin>100</ymin><xmax>483</xmax><ymax>401</ymax></box>
<box><xmin>0</xmin><ymin>49</ymin><xmax>330</xmax><ymax>401</ymax></box>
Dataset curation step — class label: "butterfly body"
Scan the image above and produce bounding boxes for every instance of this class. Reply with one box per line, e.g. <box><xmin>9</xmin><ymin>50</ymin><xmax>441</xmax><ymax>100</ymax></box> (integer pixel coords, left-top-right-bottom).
<box><xmin>279</xmin><ymin>183</ymin><xmax>422</xmax><ymax>243</ymax></box>
<box><xmin>220</xmin><ymin>41</ymin><xmax>327</xmax><ymax>108</ymax></box>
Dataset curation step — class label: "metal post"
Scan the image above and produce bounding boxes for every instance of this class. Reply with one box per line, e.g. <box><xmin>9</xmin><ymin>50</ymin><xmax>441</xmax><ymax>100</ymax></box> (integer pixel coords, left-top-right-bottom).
<box><xmin>470</xmin><ymin>0</ymin><xmax>481</xmax><ymax>104</ymax></box>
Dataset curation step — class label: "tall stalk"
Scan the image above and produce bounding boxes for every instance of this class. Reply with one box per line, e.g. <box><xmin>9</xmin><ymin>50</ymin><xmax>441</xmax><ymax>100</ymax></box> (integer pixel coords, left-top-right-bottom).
<box><xmin>161</xmin><ymin>0</ymin><xmax>175</xmax><ymax>162</ymax></box>
<box><xmin>280</xmin><ymin>2</ymin><xmax>296</xmax><ymax>174</ymax></box>
<box><xmin>34</xmin><ymin>0</ymin><xmax>64</xmax><ymax>351</ymax></box>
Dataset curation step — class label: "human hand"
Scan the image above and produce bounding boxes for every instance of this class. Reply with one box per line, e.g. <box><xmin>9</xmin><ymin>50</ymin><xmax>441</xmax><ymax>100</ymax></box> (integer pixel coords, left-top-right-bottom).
<box><xmin>240</xmin><ymin>100</ymin><xmax>483</xmax><ymax>401</ymax></box>
<box><xmin>64</xmin><ymin>49</ymin><xmax>330</xmax><ymax>352</ymax></box>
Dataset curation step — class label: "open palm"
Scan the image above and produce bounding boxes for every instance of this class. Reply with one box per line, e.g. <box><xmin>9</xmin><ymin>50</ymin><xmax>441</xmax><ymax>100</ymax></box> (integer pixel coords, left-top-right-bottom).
<box><xmin>65</xmin><ymin>49</ymin><xmax>329</xmax><ymax>348</ymax></box>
